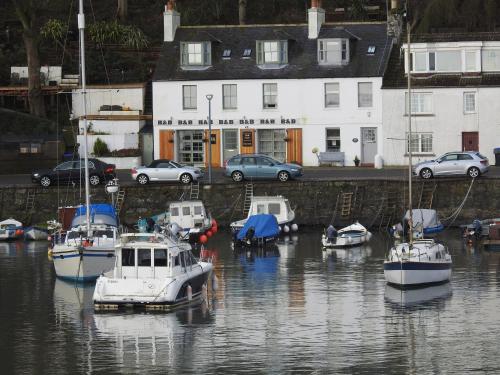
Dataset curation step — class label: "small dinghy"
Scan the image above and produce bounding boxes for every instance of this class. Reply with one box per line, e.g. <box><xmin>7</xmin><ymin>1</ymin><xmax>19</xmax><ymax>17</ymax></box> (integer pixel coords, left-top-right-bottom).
<box><xmin>0</xmin><ymin>219</ymin><xmax>23</xmax><ymax>241</ymax></box>
<box><xmin>24</xmin><ymin>226</ymin><xmax>49</xmax><ymax>241</ymax></box>
<box><xmin>234</xmin><ymin>214</ymin><xmax>280</xmax><ymax>247</ymax></box>
<box><xmin>321</xmin><ymin>222</ymin><xmax>372</xmax><ymax>248</ymax></box>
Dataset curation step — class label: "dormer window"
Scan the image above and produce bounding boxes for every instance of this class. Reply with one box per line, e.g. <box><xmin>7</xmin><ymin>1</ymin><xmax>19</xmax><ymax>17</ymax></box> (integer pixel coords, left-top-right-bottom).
<box><xmin>318</xmin><ymin>39</ymin><xmax>349</xmax><ymax>65</ymax></box>
<box><xmin>180</xmin><ymin>42</ymin><xmax>211</xmax><ymax>67</ymax></box>
<box><xmin>256</xmin><ymin>40</ymin><xmax>288</xmax><ymax>66</ymax></box>
<box><xmin>222</xmin><ymin>49</ymin><xmax>231</xmax><ymax>59</ymax></box>
<box><xmin>243</xmin><ymin>48</ymin><xmax>252</xmax><ymax>58</ymax></box>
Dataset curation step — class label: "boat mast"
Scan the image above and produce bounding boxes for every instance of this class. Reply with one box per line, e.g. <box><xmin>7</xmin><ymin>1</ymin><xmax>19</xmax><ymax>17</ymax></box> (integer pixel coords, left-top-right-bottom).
<box><xmin>78</xmin><ymin>0</ymin><xmax>91</xmax><ymax>237</ymax></box>
<box><xmin>406</xmin><ymin>0</ymin><xmax>413</xmax><ymax>246</ymax></box>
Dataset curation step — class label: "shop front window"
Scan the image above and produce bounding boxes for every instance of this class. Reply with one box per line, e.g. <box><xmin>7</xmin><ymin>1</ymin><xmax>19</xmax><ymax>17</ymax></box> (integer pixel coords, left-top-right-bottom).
<box><xmin>178</xmin><ymin>130</ymin><xmax>204</xmax><ymax>165</ymax></box>
<box><xmin>258</xmin><ymin>129</ymin><xmax>286</xmax><ymax>161</ymax></box>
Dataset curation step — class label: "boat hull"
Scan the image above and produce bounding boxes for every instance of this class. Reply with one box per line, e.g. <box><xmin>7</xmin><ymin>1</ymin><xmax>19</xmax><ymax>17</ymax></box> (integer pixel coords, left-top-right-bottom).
<box><xmin>384</xmin><ymin>261</ymin><xmax>452</xmax><ymax>287</ymax></box>
<box><xmin>24</xmin><ymin>227</ymin><xmax>48</xmax><ymax>241</ymax></box>
<box><xmin>52</xmin><ymin>247</ymin><xmax>115</xmax><ymax>282</ymax></box>
<box><xmin>322</xmin><ymin>232</ymin><xmax>372</xmax><ymax>248</ymax></box>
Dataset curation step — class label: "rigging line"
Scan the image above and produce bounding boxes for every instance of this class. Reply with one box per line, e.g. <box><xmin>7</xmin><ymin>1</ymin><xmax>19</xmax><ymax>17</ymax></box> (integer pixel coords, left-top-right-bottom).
<box><xmin>89</xmin><ymin>0</ymin><xmax>111</xmax><ymax>85</ymax></box>
<box><xmin>443</xmin><ymin>178</ymin><xmax>475</xmax><ymax>228</ymax></box>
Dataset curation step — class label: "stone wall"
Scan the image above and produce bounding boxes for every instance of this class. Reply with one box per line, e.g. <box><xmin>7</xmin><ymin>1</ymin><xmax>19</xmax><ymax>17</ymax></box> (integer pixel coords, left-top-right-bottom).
<box><xmin>0</xmin><ymin>179</ymin><xmax>498</xmax><ymax>228</ymax></box>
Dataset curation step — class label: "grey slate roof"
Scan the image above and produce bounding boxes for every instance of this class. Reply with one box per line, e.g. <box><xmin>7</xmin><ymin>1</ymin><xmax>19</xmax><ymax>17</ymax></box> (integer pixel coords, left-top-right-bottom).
<box><xmin>153</xmin><ymin>23</ymin><xmax>392</xmax><ymax>82</ymax></box>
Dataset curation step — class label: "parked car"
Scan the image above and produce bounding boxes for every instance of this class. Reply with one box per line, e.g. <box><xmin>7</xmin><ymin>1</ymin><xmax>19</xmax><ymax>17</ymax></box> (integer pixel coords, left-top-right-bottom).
<box><xmin>224</xmin><ymin>154</ymin><xmax>303</xmax><ymax>182</ymax></box>
<box><xmin>413</xmin><ymin>151</ymin><xmax>489</xmax><ymax>179</ymax></box>
<box><xmin>131</xmin><ymin>159</ymin><xmax>203</xmax><ymax>184</ymax></box>
<box><xmin>31</xmin><ymin>158</ymin><xmax>116</xmax><ymax>187</ymax></box>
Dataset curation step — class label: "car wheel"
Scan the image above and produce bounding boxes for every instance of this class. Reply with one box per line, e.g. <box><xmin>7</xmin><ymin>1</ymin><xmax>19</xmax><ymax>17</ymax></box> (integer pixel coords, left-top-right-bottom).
<box><xmin>278</xmin><ymin>171</ymin><xmax>290</xmax><ymax>182</ymax></box>
<box><xmin>231</xmin><ymin>171</ymin><xmax>244</xmax><ymax>182</ymax></box>
<box><xmin>89</xmin><ymin>175</ymin><xmax>101</xmax><ymax>186</ymax></box>
<box><xmin>180</xmin><ymin>173</ymin><xmax>192</xmax><ymax>184</ymax></box>
<box><xmin>468</xmin><ymin>167</ymin><xmax>480</xmax><ymax>178</ymax></box>
<box><xmin>137</xmin><ymin>174</ymin><xmax>149</xmax><ymax>185</ymax></box>
<box><xmin>40</xmin><ymin>176</ymin><xmax>51</xmax><ymax>187</ymax></box>
<box><xmin>420</xmin><ymin>168</ymin><xmax>433</xmax><ymax>179</ymax></box>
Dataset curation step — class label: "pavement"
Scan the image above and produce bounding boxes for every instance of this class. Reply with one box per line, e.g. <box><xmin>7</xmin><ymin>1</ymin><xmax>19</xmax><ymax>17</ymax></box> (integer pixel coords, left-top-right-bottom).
<box><xmin>0</xmin><ymin>166</ymin><xmax>499</xmax><ymax>187</ymax></box>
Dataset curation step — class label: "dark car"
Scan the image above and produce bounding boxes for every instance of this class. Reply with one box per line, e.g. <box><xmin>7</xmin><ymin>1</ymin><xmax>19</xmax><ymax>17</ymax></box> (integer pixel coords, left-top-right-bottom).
<box><xmin>31</xmin><ymin>158</ymin><xmax>116</xmax><ymax>187</ymax></box>
<box><xmin>224</xmin><ymin>154</ymin><xmax>303</xmax><ymax>182</ymax></box>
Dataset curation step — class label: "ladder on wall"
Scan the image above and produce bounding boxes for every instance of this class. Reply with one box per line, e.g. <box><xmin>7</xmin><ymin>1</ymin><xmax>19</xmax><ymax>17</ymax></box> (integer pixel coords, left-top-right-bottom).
<box><xmin>379</xmin><ymin>188</ymin><xmax>398</xmax><ymax>231</ymax></box>
<box><xmin>418</xmin><ymin>181</ymin><xmax>437</xmax><ymax>209</ymax></box>
<box><xmin>243</xmin><ymin>183</ymin><xmax>254</xmax><ymax>216</ymax></box>
<box><xmin>24</xmin><ymin>189</ymin><xmax>36</xmax><ymax>224</ymax></box>
<box><xmin>190</xmin><ymin>181</ymin><xmax>200</xmax><ymax>200</ymax></box>
<box><xmin>340</xmin><ymin>192</ymin><xmax>354</xmax><ymax>218</ymax></box>
<box><xmin>114</xmin><ymin>190</ymin><xmax>126</xmax><ymax>214</ymax></box>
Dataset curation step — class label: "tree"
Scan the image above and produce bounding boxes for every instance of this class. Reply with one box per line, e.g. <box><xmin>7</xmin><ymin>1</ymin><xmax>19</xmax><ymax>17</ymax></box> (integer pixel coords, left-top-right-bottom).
<box><xmin>239</xmin><ymin>0</ymin><xmax>247</xmax><ymax>25</ymax></box>
<box><xmin>117</xmin><ymin>0</ymin><xmax>128</xmax><ymax>22</ymax></box>
<box><xmin>11</xmin><ymin>0</ymin><xmax>47</xmax><ymax>118</ymax></box>
<box><xmin>485</xmin><ymin>0</ymin><xmax>497</xmax><ymax>31</ymax></box>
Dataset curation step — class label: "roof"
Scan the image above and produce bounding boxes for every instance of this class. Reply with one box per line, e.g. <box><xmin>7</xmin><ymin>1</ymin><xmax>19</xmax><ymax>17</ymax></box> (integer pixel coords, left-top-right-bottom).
<box><xmin>154</xmin><ymin>23</ymin><xmax>392</xmax><ymax>82</ymax></box>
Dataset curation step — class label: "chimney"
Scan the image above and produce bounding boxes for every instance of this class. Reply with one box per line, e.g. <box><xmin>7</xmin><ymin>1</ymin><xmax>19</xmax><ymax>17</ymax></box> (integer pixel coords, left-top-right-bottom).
<box><xmin>387</xmin><ymin>0</ymin><xmax>402</xmax><ymax>43</ymax></box>
<box><xmin>308</xmin><ymin>0</ymin><xmax>325</xmax><ymax>39</ymax></box>
<box><xmin>164</xmin><ymin>0</ymin><xmax>180</xmax><ymax>42</ymax></box>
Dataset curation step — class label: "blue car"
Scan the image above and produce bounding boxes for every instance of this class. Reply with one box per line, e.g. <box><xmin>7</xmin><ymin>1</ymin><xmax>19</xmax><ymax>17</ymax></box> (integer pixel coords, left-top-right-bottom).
<box><xmin>224</xmin><ymin>154</ymin><xmax>303</xmax><ymax>182</ymax></box>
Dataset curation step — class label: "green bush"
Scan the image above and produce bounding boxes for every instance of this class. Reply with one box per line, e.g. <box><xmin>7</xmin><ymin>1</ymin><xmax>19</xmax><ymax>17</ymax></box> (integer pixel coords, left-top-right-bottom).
<box><xmin>93</xmin><ymin>138</ymin><xmax>110</xmax><ymax>157</ymax></box>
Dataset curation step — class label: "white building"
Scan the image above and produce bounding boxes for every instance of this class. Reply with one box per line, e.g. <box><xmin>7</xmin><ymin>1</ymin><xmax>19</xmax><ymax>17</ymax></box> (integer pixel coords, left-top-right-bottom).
<box><xmin>153</xmin><ymin>1</ymin><xmax>393</xmax><ymax>167</ymax></box>
<box><xmin>382</xmin><ymin>35</ymin><xmax>500</xmax><ymax>166</ymax></box>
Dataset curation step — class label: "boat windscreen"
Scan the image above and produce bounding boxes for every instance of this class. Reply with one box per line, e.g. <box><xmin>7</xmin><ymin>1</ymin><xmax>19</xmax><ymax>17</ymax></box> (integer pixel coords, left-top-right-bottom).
<box><xmin>154</xmin><ymin>249</ymin><xmax>168</xmax><ymax>267</ymax></box>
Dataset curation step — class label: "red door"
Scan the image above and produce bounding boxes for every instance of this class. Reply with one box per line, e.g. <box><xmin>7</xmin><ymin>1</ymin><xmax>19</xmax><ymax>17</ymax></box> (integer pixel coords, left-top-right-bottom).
<box><xmin>462</xmin><ymin>132</ymin><xmax>479</xmax><ymax>151</ymax></box>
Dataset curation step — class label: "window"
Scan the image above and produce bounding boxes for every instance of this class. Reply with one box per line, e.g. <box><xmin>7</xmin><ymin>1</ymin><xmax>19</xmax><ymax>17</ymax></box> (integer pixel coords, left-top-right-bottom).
<box><xmin>182</xmin><ymin>85</ymin><xmax>197</xmax><ymax>110</ymax></box>
<box><xmin>156</xmin><ymin>162</ymin><xmax>173</xmax><ymax>168</ymax></box>
<box><xmin>326</xmin><ymin>128</ymin><xmax>341</xmax><ymax>152</ymax></box>
<box><xmin>464</xmin><ymin>92</ymin><xmax>476</xmax><ymax>113</ymax></box>
<box><xmin>318</xmin><ymin>39</ymin><xmax>349</xmax><ymax>65</ymax></box>
<box><xmin>256</xmin><ymin>40</ymin><xmax>288</xmax><ymax>65</ymax></box>
<box><xmin>194</xmin><ymin>206</ymin><xmax>202</xmax><ymax>215</ymax></box>
<box><xmin>121</xmin><ymin>248</ymin><xmax>135</xmax><ymax>266</ymax></box>
<box><xmin>222</xmin><ymin>49</ymin><xmax>231</xmax><ymax>59</ymax></box>
<box><xmin>242</xmin><ymin>157</ymin><xmax>257</xmax><ymax>165</ymax></box>
<box><xmin>429</xmin><ymin>52</ymin><xmax>436</xmax><ymax>71</ymax></box>
<box><xmin>465</xmin><ymin>51</ymin><xmax>477</xmax><ymax>71</ymax></box>
<box><xmin>440</xmin><ymin>153</ymin><xmax>458</xmax><ymax>162</ymax></box>
<box><xmin>222</xmin><ymin>84</ymin><xmax>237</xmax><ymax>109</ymax></box>
<box><xmin>20</xmin><ymin>142</ymin><xmax>41</xmax><ymax>154</ymax></box>
<box><xmin>413</xmin><ymin>52</ymin><xmax>427</xmax><ymax>71</ymax></box>
<box><xmin>137</xmin><ymin>249</ymin><xmax>151</xmax><ymax>267</ymax></box>
<box><xmin>324</xmin><ymin>83</ymin><xmax>339</xmax><ymax>108</ymax></box>
<box><xmin>458</xmin><ymin>154</ymin><xmax>473</xmax><ymax>160</ymax></box>
<box><xmin>258</xmin><ymin>157</ymin><xmax>274</xmax><ymax>166</ymax></box>
<box><xmin>435</xmin><ymin>50</ymin><xmax>461</xmax><ymax>71</ymax></box>
<box><xmin>367</xmin><ymin>46</ymin><xmax>376</xmax><ymax>55</ymax></box>
<box><xmin>228</xmin><ymin>156</ymin><xmax>241</xmax><ymax>165</ymax></box>
<box><xmin>154</xmin><ymin>249</ymin><xmax>168</xmax><ymax>267</ymax></box>
<box><xmin>482</xmin><ymin>49</ymin><xmax>500</xmax><ymax>71</ymax></box>
<box><xmin>171</xmin><ymin>207</ymin><xmax>179</xmax><ymax>216</ymax></box>
<box><xmin>263</xmin><ymin>83</ymin><xmax>278</xmax><ymax>109</ymax></box>
<box><xmin>182</xmin><ymin>207</ymin><xmax>190</xmax><ymax>216</ymax></box>
<box><xmin>268</xmin><ymin>203</ymin><xmax>281</xmax><ymax>215</ymax></box>
<box><xmin>358</xmin><ymin>82</ymin><xmax>372</xmax><ymax>108</ymax></box>
<box><xmin>407</xmin><ymin>133</ymin><xmax>433</xmax><ymax>154</ymax></box>
<box><xmin>55</xmin><ymin>161</ymin><xmax>74</xmax><ymax>170</ymax></box>
<box><xmin>258</xmin><ymin>129</ymin><xmax>286</xmax><ymax>161</ymax></box>
<box><xmin>243</xmin><ymin>48</ymin><xmax>252</xmax><ymax>58</ymax></box>
<box><xmin>405</xmin><ymin>92</ymin><xmax>433</xmax><ymax>114</ymax></box>
<box><xmin>257</xmin><ymin>204</ymin><xmax>266</xmax><ymax>214</ymax></box>
<box><xmin>180</xmin><ymin>42</ymin><xmax>211</xmax><ymax>66</ymax></box>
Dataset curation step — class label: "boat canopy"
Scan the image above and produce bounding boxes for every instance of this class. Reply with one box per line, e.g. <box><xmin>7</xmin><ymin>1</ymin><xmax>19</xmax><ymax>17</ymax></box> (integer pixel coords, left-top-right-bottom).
<box><xmin>0</xmin><ymin>218</ymin><xmax>23</xmax><ymax>228</ymax></box>
<box><xmin>237</xmin><ymin>214</ymin><xmax>280</xmax><ymax>241</ymax></box>
<box><xmin>404</xmin><ymin>209</ymin><xmax>443</xmax><ymax>233</ymax></box>
<box><xmin>72</xmin><ymin>203</ymin><xmax>118</xmax><ymax>227</ymax></box>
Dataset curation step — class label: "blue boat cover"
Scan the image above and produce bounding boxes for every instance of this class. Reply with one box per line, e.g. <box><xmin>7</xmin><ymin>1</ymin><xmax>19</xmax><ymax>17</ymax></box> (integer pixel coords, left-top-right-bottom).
<box><xmin>237</xmin><ymin>214</ymin><xmax>280</xmax><ymax>241</ymax></box>
<box><xmin>72</xmin><ymin>203</ymin><xmax>118</xmax><ymax>227</ymax></box>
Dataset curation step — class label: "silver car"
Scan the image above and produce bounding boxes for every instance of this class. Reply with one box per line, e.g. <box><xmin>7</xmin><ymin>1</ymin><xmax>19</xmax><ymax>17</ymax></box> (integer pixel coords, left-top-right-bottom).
<box><xmin>413</xmin><ymin>151</ymin><xmax>489</xmax><ymax>179</ymax></box>
<box><xmin>131</xmin><ymin>159</ymin><xmax>203</xmax><ymax>184</ymax></box>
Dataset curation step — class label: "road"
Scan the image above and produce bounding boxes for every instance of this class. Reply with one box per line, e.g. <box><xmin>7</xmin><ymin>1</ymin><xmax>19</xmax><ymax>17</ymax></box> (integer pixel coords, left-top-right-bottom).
<box><xmin>1</xmin><ymin>166</ymin><xmax>499</xmax><ymax>187</ymax></box>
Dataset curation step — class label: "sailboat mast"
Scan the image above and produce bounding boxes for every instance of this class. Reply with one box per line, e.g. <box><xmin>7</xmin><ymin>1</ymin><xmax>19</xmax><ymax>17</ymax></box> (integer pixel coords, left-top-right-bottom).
<box><xmin>78</xmin><ymin>0</ymin><xmax>91</xmax><ymax>236</ymax></box>
<box><xmin>406</xmin><ymin>2</ymin><xmax>413</xmax><ymax>246</ymax></box>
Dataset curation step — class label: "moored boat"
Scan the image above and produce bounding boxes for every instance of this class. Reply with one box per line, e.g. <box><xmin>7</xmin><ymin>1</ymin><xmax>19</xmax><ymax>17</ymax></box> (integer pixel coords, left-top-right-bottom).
<box><xmin>233</xmin><ymin>214</ymin><xmax>280</xmax><ymax>247</ymax></box>
<box><xmin>322</xmin><ymin>222</ymin><xmax>372</xmax><ymax>248</ymax></box>
<box><xmin>24</xmin><ymin>226</ymin><xmax>49</xmax><ymax>241</ymax></box>
<box><xmin>482</xmin><ymin>222</ymin><xmax>500</xmax><ymax>251</ymax></box>
<box><xmin>0</xmin><ymin>219</ymin><xmax>23</xmax><ymax>241</ymax></box>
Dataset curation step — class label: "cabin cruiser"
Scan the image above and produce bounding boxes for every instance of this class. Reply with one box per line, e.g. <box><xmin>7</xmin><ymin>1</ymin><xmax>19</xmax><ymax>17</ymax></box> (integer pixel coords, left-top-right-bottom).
<box><xmin>50</xmin><ymin>203</ymin><xmax>119</xmax><ymax>282</ymax></box>
<box><xmin>0</xmin><ymin>219</ymin><xmax>23</xmax><ymax>240</ymax></box>
<box><xmin>322</xmin><ymin>222</ymin><xmax>372</xmax><ymax>248</ymax></box>
<box><xmin>137</xmin><ymin>200</ymin><xmax>216</xmax><ymax>243</ymax></box>
<box><xmin>93</xmin><ymin>231</ymin><xmax>213</xmax><ymax>310</ymax></box>
<box><xmin>231</xmin><ymin>195</ymin><xmax>297</xmax><ymax>234</ymax></box>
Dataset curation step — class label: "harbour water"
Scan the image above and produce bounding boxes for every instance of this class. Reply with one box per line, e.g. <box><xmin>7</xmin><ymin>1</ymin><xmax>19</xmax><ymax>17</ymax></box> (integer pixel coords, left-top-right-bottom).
<box><xmin>1</xmin><ymin>229</ymin><xmax>499</xmax><ymax>374</ymax></box>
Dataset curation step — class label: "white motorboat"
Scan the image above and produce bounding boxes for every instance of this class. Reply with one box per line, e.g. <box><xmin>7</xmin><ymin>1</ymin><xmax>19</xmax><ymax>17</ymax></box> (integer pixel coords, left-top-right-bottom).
<box><xmin>24</xmin><ymin>226</ymin><xmax>49</xmax><ymax>241</ymax></box>
<box><xmin>0</xmin><ymin>218</ymin><xmax>23</xmax><ymax>241</ymax></box>
<box><xmin>230</xmin><ymin>195</ymin><xmax>297</xmax><ymax>234</ymax></box>
<box><xmin>50</xmin><ymin>204</ymin><xmax>119</xmax><ymax>282</ymax></box>
<box><xmin>383</xmin><ymin>24</ymin><xmax>452</xmax><ymax>288</ymax></box>
<box><xmin>321</xmin><ymin>222</ymin><xmax>372</xmax><ymax>248</ymax></box>
<box><xmin>93</xmin><ymin>231</ymin><xmax>213</xmax><ymax>310</ymax></box>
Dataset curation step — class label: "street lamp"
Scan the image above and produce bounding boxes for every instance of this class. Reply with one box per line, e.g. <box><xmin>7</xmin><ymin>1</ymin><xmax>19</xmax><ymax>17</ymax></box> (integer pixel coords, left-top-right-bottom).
<box><xmin>206</xmin><ymin>94</ymin><xmax>213</xmax><ymax>184</ymax></box>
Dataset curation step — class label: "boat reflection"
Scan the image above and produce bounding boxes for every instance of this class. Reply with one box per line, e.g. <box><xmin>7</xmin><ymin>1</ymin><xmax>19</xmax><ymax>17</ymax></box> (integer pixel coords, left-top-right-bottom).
<box><xmin>276</xmin><ymin>235</ymin><xmax>298</xmax><ymax>259</ymax></box>
<box><xmin>0</xmin><ymin>241</ymin><xmax>22</xmax><ymax>256</ymax></box>
<box><xmin>385</xmin><ymin>283</ymin><xmax>452</xmax><ymax>308</ymax></box>
<box><xmin>322</xmin><ymin>244</ymin><xmax>372</xmax><ymax>262</ymax></box>
<box><xmin>53</xmin><ymin>279</ymin><xmax>95</xmax><ymax>329</ymax></box>
<box><xmin>236</xmin><ymin>244</ymin><xmax>280</xmax><ymax>277</ymax></box>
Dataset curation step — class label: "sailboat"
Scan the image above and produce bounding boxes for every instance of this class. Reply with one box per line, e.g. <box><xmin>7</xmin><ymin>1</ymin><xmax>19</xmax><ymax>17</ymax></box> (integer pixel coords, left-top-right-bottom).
<box><xmin>49</xmin><ymin>1</ymin><xmax>117</xmax><ymax>282</ymax></box>
<box><xmin>383</xmin><ymin>15</ymin><xmax>452</xmax><ymax>288</ymax></box>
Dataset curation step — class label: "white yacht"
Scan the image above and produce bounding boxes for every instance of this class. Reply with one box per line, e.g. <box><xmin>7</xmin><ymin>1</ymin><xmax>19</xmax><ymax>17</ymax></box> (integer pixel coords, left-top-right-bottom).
<box><xmin>50</xmin><ymin>204</ymin><xmax>119</xmax><ymax>282</ymax></box>
<box><xmin>231</xmin><ymin>195</ymin><xmax>297</xmax><ymax>234</ymax></box>
<box><xmin>93</xmin><ymin>232</ymin><xmax>213</xmax><ymax>310</ymax></box>
<box><xmin>321</xmin><ymin>222</ymin><xmax>372</xmax><ymax>248</ymax></box>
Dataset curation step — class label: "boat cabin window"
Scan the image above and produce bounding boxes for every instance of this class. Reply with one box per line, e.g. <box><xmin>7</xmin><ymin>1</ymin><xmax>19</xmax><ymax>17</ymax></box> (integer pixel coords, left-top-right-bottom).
<box><xmin>180</xmin><ymin>252</ymin><xmax>186</xmax><ymax>268</ymax></box>
<box><xmin>94</xmin><ymin>230</ymin><xmax>114</xmax><ymax>238</ymax></box>
<box><xmin>189</xmin><ymin>251</ymin><xmax>197</xmax><ymax>265</ymax></box>
<box><xmin>122</xmin><ymin>248</ymin><xmax>135</xmax><ymax>266</ymax></box>
<box><xmin>257</xmin><ymin>204</ymin><xmax>266</xmax><ymax>214</ymax></box>
<box><xmin>154</xmin><ymin>249</ymin><xmax>168</xmax><ymax>267</ymax></box>
<box><xmin>67</xmin><ymin>231</ymin><xmax>81</xmax><ymax>240</ymax></box>
<box><xmin>171</xmin><ymin>207</ymin><xmax>179</xmax><ymax>216</ymax></box>
<box><xmin>194</xmin><ymin>206</ymin><xmax>203</xmax><ymax>215</ymax></box>
<box><xmin>268</xmin><ymin>203</ymin><xmax>281</xmax><ymax>215</ymax></box>
<box><xmin>182</xmin><ymin>207</ymin><xmax>191</xmax><ymax>216</ymax></box>
<box><xmin>138</xmin><ymin>248</ymin><xmax>151</xmax><ymax>266</ymax></box>
<box><xmin>172</xmin><ymin>255</ymin><xmax>180</xmax><ymax>267</ymax></box>
<box><xmin>184</xmin><ymin>251</ymin><xmax>192</xmax><ymax>267</ymax></box>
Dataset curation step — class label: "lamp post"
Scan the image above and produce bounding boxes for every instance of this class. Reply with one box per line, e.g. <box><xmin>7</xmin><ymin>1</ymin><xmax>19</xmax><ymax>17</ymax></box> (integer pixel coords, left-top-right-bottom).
<box><xmin>206</xmin><ymin>94</ymin><xmax>213</xmax><ymax>184</ymax></box>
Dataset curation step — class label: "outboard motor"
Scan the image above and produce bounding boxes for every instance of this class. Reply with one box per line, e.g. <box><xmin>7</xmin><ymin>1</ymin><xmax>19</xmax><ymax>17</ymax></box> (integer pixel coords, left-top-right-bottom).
<box><xmin>245</xmin><ymin>226</ymin><xmax>256</xmax><ymax>243</ymax></box>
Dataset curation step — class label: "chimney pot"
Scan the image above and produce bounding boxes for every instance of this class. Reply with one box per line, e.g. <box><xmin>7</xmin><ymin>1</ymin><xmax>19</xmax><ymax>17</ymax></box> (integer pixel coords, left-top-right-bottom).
<box><xmin>311</xmin><ymin>0</ymin><xmax>318</xmax><ymax>8</ymax></box>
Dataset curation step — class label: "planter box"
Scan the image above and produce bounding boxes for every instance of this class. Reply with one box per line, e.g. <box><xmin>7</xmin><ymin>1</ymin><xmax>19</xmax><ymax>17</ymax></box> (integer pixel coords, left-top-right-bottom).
<box><xmin>99</xmin><ymin>156</ymin><xmax>142</xmax><ymax>169</ymax></box>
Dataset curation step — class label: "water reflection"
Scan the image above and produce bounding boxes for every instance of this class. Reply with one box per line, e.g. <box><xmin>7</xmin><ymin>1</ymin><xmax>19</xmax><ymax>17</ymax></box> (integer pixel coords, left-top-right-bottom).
<box><xmin>384</xmin><ymin>283</ymin><xmax>452</xmax><ymax>308</ymax></box>
<box><xmin>322</xmin><ymin>245</ymin><xmax>373</xmax><ymax>263</ymax></box>
<box><xmin>0</xmin><ymin>240</ymin><xmax>48</xmax><ymax>256</ymax></box>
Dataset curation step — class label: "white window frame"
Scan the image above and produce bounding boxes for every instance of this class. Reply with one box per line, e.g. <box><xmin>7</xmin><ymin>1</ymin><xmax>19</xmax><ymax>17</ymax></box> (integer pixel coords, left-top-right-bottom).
<box><xmin>463</xmin><ymin>92</ymin><xmax>476</xmax><ymax>114</ymax></box>
<box><xmin>182</xmin><ymin>85</ymin><xmax>197</xmax><ymax>110</ymax></box>
<box><xmin>465</xmin><ymin>50</ymin><xmax>478</xmax><ymax>72</ymax></box>
<box><xmin>256</xmin><ymin>40</ymin><xmax>288</xmax><ymax>65</ymax></box>
<box><xmin>406</xmin><ymin>132</ymin><xmax>433</xmax><ymax>154</ymax></box>
<box><xmin>324</xmin><ymin>83</ymin><xmax>339</xmax><ymax>108</ymax></box>
<box><xmin>326</xmin><ymin>128</ymin><xmax>341</xmax><ymax>152</ymax></box>
<box><xmin>405</xmin><ymin>92</ymin><xmax>433</xmax><ymax>115</ymax></box>
<box><xmin>263</xmin><ymin>83</ymin><xmax>278</xmax><ymax>109</ymax></box>
<box><xmin>222</xmin><ymin>84</ymin><xmax>237</xmax><ymax>110</ymax></box>
<box><xmin>180</xmin><ymin>42</ymin><xmax>211</xmax><ymax>67</ymax></box>
<box><xmin>318</xmin><ymin>39</ymin><xmax>349</xmax><ymax>65</ymax></box>
<box><xmin>482</xmin><ymin>49</ymin><xmax>500</xmax><ymax>71</ymax></box>
<box><xmin>358</xmin><ymin>82</ymin><xmax>373</xmax><ymax>108</ymax></box>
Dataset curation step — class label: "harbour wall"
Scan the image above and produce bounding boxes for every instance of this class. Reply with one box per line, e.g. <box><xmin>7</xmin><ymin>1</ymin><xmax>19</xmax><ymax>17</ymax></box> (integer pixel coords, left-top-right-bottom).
<box><xmin>1</xmin><ymin>179</ymin><xmax>498</xmax><ymax>229</ymax></box>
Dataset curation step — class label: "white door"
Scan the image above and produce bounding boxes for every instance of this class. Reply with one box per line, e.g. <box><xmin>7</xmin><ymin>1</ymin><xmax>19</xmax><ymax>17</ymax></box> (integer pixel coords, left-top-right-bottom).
<box><xmin>361</xmin><ymin>128</ymin><xmax>377</xmax><ymax>164</ymax></box>
<box><xmin>223</xmin><ymin>129</ymin><xmax>239</xmax><ymax>162</ymax></box>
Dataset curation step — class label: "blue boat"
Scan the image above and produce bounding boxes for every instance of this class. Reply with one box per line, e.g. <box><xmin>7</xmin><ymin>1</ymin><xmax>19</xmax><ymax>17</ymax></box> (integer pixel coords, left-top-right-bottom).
<box><xmin>235</xmin><ymin>214</ymin><xmax>280</xmax><ymax>246</ymax></box>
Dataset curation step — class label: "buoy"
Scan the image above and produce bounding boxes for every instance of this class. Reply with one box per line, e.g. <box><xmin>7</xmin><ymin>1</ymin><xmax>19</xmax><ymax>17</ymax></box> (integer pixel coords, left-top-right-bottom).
<box><xmin>187</xmin><ymin>285</ymin><xmax>192</xmax><ymax>301</ymax></box>
<box><xmin>15</xmin><ymin>229</ymin><xmax>23</xmax><ymax>236</ymax></box>
<box><xmin>199</xmin><ymin>234</ymin><xmax>208</xmax><ymax>244</ymax></box>
<box><xmin>291</xmin><ymin>223</ymin><xmax>298</xmax><ymax>232</ymax></box>
<box><xmin>206</xmin><ymin>230</ymin><xmax>213</xmax><ymax>237</ymax></box>
<box><xmin>211</xmin><ymin>225</ymin><xmax>218</xmax><ymax>234</ymax></box>
<box><xmin>283</xmin><ymin>225</ymin><xmax>290</xmax><ymax>233</ymax></box>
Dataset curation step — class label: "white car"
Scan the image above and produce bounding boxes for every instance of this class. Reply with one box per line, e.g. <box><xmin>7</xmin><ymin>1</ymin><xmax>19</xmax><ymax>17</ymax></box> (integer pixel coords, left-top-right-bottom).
<box><xmin>131</xmin><ymin>159</ymin><xmax>203</xmax><ymax>184</ymax></box>
<box><xmin>413</xmin><ymin>151</ymin><xmax>489</xmax><ymax>179</ymax></box>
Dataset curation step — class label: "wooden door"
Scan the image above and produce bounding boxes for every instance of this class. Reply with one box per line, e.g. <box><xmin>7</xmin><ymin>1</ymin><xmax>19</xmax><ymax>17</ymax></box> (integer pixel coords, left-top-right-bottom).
<box><xmin>240</xmin><ymin>129</ymin><xmax>255</xmax><ymax>154</ymax></box>
<box><xmin>159</xmin><ymin>130</ymin><xmax>175</xmax><ymax>160</ymax></box>
<box><xmin>204</xmin><ymin>129</ymin><xmax>221</xmax><ymax>167</ymax></box>
<box><xmin>286</xmin><ymin>128</ymin><xmax>303</xmax><ymax>164</ymax></box>
<box><xmin>462</xmin><ymin>132</ymin><xmax>479</xmax><ymax>151</ymax></box>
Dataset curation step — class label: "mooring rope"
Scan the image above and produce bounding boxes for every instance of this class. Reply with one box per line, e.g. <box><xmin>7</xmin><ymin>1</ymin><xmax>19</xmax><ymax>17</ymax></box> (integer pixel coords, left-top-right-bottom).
<box><xmin>442</xmin><ymin>177</ymin><xmax>476</xmax><ymax>229</ymax></box>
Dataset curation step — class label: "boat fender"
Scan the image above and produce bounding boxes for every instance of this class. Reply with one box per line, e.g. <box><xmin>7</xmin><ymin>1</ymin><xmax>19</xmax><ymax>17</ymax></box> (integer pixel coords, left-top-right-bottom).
<box><xmin>206</xmin><ymin>230</ymin><xmax>213</xmax><ymax>238</ymax></box>
<box><xmin>15</xmin><ymin>229</ymin><xmax>24</xmax><ymax>236</ymax></box>
<box><xmin>187</xmin><ymin>284</ymin><xmax>192</xmax><ymax>301</ymax></box>
<box><xmin>347</xmin><ymin>237</ymin><xmax>352</xmax><ymax>244</ymax></box>
<box><xmin>291</xmin><ymin>223</ymin><xmax>298</xmax><ymax>232</ymax></box>
<box><xmin>211</xmin><ymin>225</ymin><xmax>218</xmax><ymax>234</ymax></box>
<box><xmin>283</xmin><ymin>225</ymin><xmax>290</xmax><ymax>233</ymax></box>
<box><xmin>199</xmin><ymin>234</ymin><xmax>208</xmax><ymax>244</ymax></box>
